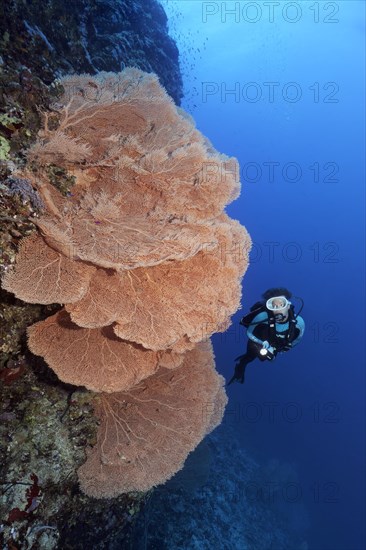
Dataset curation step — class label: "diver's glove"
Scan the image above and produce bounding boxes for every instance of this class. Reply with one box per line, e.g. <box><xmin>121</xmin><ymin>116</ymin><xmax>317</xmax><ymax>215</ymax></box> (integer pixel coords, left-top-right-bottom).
<box><xmin>262</xmin><ymin>340</ymin><xmax>270</xmax><ymax>349</ymax></box>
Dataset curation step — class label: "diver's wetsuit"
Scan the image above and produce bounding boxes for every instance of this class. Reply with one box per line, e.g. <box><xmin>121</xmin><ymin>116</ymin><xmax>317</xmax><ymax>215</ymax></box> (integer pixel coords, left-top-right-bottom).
<box><xmin>233</xmin><ymin>312</ymin><xmax>305</xmax><ymax>383</ymax></box>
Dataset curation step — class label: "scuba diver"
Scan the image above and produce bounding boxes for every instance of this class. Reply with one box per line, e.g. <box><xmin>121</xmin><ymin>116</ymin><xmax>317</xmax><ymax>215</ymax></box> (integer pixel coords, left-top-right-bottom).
<box><xmin>228</xmin><ymin>288</ymin><xmax>305</xmax><ymax>385</ymax></box>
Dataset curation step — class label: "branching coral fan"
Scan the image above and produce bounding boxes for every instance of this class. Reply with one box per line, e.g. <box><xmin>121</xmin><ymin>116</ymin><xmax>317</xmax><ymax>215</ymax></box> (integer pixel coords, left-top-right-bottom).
<box><xmin>78</xmin><ymin>341</ymin><xmax>227</xmax><ymax>497</ymax></box>
<box><xmin>2</xmin><ymin>68</ymin><xmax>251</xmax><ymax>496</ymax></box>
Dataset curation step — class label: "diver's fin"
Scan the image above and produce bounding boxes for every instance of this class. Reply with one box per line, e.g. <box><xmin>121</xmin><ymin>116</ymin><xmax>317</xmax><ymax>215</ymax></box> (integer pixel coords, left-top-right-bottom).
<box><xmin>226</xmin><ymin>374</ymin><xmax>237</xmax><ymax>386</ymax></box>
<box><xmin>227</xmin><ymin>359</ymin><xmax>246</xmax><ymax>386</ymax></box>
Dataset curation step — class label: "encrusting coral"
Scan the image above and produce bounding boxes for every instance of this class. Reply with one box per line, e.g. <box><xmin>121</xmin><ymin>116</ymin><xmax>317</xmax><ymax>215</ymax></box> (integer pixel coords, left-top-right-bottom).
<box><xmin>2</xmin><ymin>68</ymin><xmax>251</xmax><ymax>496</ymax></box>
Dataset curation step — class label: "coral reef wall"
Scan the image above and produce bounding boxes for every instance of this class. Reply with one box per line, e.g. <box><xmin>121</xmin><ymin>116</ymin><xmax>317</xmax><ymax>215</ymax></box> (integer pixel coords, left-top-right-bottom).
<box><xmin>0</xmin><ymin>0</ymin><xmax>182</xmax><ymax>103</ymax></box>
<box><xmin>130</xmin><ymin>426</ymin><xmax>310</xmax><ymax>550</ymax></box>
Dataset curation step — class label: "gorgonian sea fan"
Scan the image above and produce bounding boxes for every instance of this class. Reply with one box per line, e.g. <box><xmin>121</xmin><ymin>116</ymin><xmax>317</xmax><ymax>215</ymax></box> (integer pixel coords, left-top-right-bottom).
<box><xmin>2</xmin><ymin>69</ymin><xmax>251</xmax><ymax>495</ymax></box>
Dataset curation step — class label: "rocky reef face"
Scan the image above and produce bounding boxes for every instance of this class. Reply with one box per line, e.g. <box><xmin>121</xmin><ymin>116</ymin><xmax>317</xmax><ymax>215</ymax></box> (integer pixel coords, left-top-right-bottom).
<box><xmin>0</xmin><ymin>357</ymin><xmax>146</xmax><ymax>549</ymax></box>
<box><xmin>0</xmin><ymin>0</ymin><xmax>182</xmax><ymax>103</ymax></box>
<box><xmin>130</xmin><ymin>426</ymin><xmax>309</xmax><ymax>550</ymax></box>
<box><xmin>0</xmin><ymin>1</ymin><xmax>183</xmax><ymax>548</ymax></box>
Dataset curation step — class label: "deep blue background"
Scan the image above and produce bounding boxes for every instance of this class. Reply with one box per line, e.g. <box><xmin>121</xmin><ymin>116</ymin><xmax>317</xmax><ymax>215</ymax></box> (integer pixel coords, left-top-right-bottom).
<box><xmin>164</xmin><ymin>1</ymin><xmax>365</xmax><ymax>549</ymax></box>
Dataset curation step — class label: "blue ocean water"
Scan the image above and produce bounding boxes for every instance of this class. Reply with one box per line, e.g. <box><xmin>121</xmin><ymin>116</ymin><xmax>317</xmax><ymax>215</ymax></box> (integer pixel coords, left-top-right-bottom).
<box><xmin>155</xmin><ymin>2</ymin><xmax>366</xmax><ymax>549</ymax></box>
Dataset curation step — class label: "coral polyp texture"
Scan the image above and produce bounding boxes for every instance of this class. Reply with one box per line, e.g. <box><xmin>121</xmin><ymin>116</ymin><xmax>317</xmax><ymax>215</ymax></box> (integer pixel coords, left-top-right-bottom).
<box><xmin>2</xmin><ymin>68</ymin><xmax>251</xmax><ymax>495</ymax></box>
<box><xmin>78</xmin><ymin>341</ymin><xmax>227</xmax><ymax>497</ymax></box>
<box><xmin>27</xmin><ymin>309</ymin><xmax>184</xmax><ymax>393</ymax></box>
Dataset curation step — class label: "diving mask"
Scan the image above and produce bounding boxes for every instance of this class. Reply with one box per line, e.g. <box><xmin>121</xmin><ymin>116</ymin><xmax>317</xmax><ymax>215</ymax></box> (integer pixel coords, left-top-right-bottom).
<box><xmin>266</xmin><ymin>296</ymin><xmax>290</xmax><ymax>321</ymax></box>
